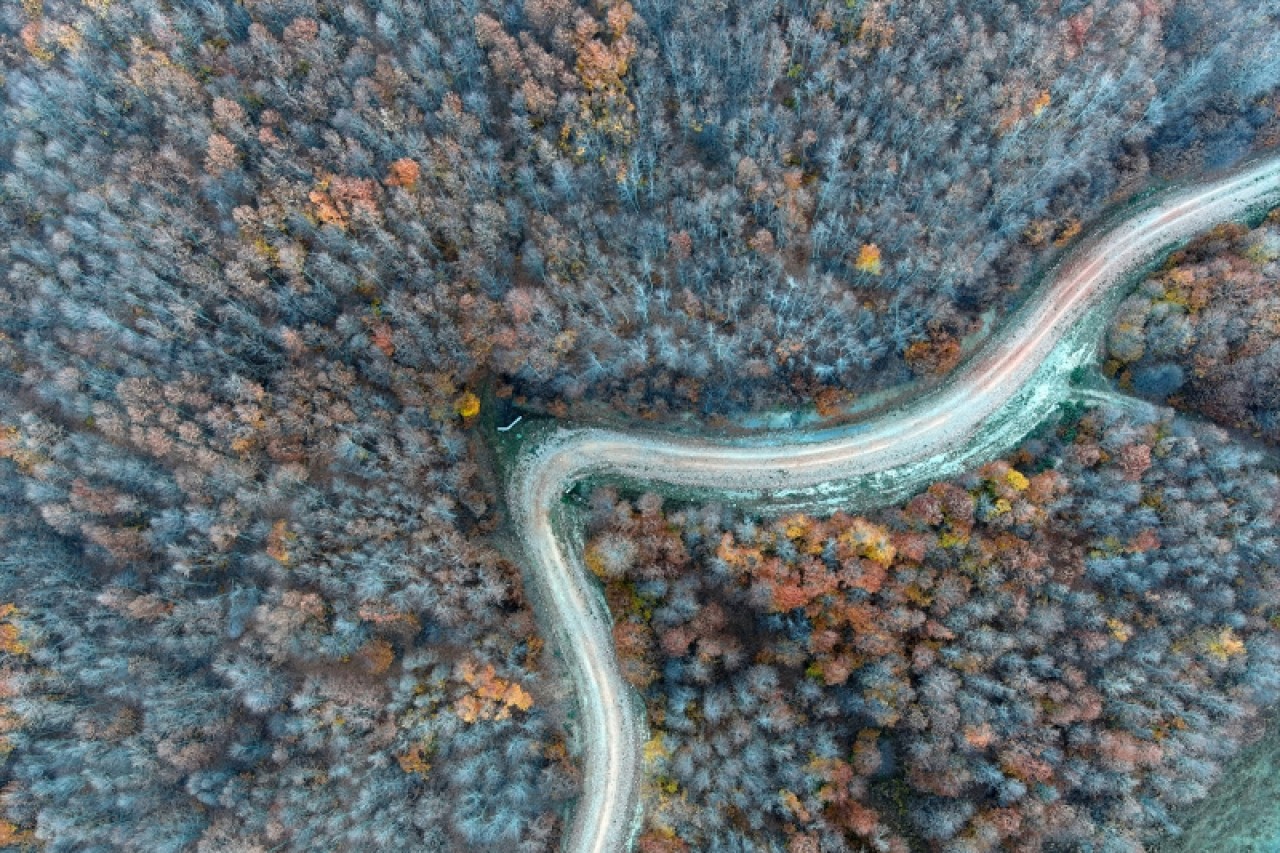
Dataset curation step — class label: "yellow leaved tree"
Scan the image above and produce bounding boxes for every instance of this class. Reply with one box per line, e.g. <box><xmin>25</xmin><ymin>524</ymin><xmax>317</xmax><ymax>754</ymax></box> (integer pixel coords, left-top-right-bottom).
<box><xmin>855</xmin><ymin>243</ymin><xmax>882</xmax><ymax>275</ymax></box>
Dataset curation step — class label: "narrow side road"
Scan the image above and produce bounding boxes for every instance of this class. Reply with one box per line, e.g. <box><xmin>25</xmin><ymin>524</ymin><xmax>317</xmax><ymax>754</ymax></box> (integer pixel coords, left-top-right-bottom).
<box><xmin>507</xmin><ymin>156</ymin><xmax>1280</xmax><ymax>853</ymax></box>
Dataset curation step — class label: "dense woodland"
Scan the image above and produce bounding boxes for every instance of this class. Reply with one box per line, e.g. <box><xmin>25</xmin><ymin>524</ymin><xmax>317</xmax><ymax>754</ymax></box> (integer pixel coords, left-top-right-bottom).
<box><xmin>585</xmin><ymin>402</ymin><xmax>1280</xmax><ymax>851</ymax></box>
<box><xmin>1106</xmin><ymin>210</ymin><xmax>1280</xmax><ymax>442</ymax></box>
<box><xmin>2</xmin><ymin>0</ymin><xmax>1280</xmax><ymax>849</ymax></box>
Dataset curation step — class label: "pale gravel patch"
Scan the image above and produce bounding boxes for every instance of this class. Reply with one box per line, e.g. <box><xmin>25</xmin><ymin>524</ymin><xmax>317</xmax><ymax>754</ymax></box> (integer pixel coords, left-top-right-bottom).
<box><xmin>506</xmin><ymin>156</ymin><xmax>1280</xmax><ymax>853</ymax></box>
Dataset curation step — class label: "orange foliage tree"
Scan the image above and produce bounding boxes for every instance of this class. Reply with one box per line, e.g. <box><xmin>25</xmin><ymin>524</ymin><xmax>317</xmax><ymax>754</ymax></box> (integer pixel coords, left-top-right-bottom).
<box><xmin>453</xmin><ymin>659</ymin><xmax>534</xmax><ymax>723</ymax></box>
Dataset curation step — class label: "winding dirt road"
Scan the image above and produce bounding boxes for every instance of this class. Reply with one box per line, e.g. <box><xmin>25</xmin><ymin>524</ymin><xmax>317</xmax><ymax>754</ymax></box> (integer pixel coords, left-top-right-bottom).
<box><xmin>507</xmin><ymin>156</ymin><xmax>1280</xmax><ymax>853</ymax></box>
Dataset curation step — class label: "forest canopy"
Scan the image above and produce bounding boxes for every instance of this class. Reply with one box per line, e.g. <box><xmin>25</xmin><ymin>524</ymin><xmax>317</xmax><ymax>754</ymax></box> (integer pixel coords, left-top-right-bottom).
<box><xmin>585</xmin><ymin>402</ymin><xmax>1280</xmax><ymax>851</ymax></box>
<box><xmin>2</xmin><ymin>0</ymin><xmax>1280</xmax><ymax>849</ymax></box>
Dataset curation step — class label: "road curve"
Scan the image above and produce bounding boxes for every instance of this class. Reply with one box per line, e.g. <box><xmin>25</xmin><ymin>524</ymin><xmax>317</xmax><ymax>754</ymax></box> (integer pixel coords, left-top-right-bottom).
<box><xmin>507</xmin><ymin>156</ymin><xmax>1280</xmax><ymax>853</ymax></box>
